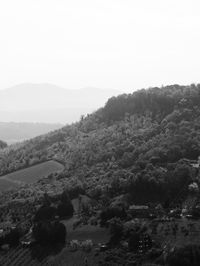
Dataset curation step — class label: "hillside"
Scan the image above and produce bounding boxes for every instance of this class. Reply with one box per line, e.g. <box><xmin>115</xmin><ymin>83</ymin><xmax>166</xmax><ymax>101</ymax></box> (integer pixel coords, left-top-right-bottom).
<box><xmin>0</xmin><ymin>160</ymin><xmax>64</xmax><ymax>191</ymax></box>
<box><xmin>1</xmin><ymin>84</ymin><xmax>200</xmax><ymax>205</ymax></box>
<box><xmin>0</xmin><ymin>122</ymin><xmax>63</xmax><ymax>144</ymax></box>
<box><xmin>0</xmin><ymin>140</ymin><xmax>7</xmax><ymax>149</ymax></box>
<box><xmin>0</xmin><ymin>84</ymin><xmax>120</xmax><ymax>123</ymax></box>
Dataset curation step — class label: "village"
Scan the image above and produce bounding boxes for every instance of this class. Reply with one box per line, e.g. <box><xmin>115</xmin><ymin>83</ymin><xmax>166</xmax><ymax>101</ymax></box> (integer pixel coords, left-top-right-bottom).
<box><xmin>0</xmin><ymin>157</ymin><xmax>200</xmax><ymax>265</ymax></box>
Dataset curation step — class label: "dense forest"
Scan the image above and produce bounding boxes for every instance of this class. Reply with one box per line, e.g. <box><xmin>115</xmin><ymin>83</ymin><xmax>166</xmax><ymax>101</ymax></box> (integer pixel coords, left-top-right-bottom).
<box><xmin>1</xmin><ymin>84</ymin><xmax>200</xmax><ymax>205</ymax></box>
<box><xmin>0</xmin><ymin>140</ymin><xmax>7</xmax><ymax>149</ymax></box>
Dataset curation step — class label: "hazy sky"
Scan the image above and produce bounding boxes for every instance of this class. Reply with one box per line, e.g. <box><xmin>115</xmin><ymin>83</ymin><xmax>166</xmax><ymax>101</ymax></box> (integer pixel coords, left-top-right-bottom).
<box><xmin>0</xmin><ymin>0</ymin><xmax>200</xmax><ymax>92</ymax></box>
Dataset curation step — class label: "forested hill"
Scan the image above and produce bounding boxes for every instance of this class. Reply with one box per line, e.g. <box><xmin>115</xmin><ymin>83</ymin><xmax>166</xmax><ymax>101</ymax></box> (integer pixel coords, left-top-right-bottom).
<box><xmin>101</xmin><ymin>84</ymin><xmax>200</xmax><ymax>122</ymax></box>
<box><xmin>0</xmin><ymin>140</ymin><xmax>7</xmax><ymax>149</ymax></box>
<box><xmin>1</xmin><ymin>84</ymin><xmax>200</xmax><ymax>204</ymax></box>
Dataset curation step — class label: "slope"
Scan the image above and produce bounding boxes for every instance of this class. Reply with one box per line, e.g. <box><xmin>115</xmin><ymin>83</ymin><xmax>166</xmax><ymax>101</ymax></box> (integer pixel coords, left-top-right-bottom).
<box><xmin>1</xmin><ymin>84</ymin><xmax>200</xmax><ymax>205</ymax></box>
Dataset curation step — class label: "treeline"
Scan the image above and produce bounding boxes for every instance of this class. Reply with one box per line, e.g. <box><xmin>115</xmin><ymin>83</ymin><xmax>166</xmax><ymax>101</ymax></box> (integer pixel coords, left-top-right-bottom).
<box><xmin>101</xmin><ymin>84</ymin><xmax>200</xmax><ymax>122</ymax></box>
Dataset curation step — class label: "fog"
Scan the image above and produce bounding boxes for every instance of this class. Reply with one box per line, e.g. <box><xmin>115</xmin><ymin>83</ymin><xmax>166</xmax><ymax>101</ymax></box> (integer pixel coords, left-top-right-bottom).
<box><xmin>0</xmin><ymin>0</ymin><xmax>200</xmax><ymax>92</ymax></box>
<box><xmin>0</xmin><ymin>84</ymin><xmax>120</xmax><ymax>123</ymax></box>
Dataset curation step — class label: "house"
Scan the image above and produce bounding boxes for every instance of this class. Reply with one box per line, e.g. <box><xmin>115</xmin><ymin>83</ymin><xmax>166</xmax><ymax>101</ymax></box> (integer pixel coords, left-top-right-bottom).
<box><xmin>184</xmin><ymin>157</ymin><xmax>200</xmax><ymax>169</ymax></box>
<box><xmin>20</xmin><ymin>231</ymin><xmax>34</xmax><ymax>247</ymax></box>
<box><xmin>128</xmin><ymin>205</ymin><xmax>150</xmax><ymax>218</ymax></box>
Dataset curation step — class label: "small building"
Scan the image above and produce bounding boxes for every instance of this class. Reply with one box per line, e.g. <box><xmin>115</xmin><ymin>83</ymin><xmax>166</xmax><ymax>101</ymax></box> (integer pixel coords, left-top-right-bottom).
<box><xmin>128</xmin><ymin>205</ymin><xmax>150</xmax><ymax>218</ymax></box>
<box><xmin>20</xmin><ymin>232</ymin><xmax>34</xmax><ymax>247</ymax></box>
<box><xmin>69</xmin><ymin>240</ymin><xmax>80</xmax><ymax>251</ymax></box>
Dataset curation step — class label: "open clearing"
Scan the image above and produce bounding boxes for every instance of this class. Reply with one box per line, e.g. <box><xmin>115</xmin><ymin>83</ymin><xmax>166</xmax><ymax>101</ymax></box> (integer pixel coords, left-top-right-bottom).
<box><xmin>62</xmin><ymin>216</ymin><xmax>109</xmax><ymax>244</ymax></box>
<box><xmin>0</xmin><ymin>178</ymin><xmax>19</xmax><ymax>191</ymax></box>
<box><xmin>0</xmin><ymin>160</ymin><xmax>64</xmax><ymax>191</ymax></box>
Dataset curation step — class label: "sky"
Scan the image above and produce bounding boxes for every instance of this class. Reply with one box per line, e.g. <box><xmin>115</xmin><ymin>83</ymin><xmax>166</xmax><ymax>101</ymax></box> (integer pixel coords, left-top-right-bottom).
<box><xmin>0</xmin><ymin>0</ymin><xmax>200</xmax><ymax>92</ymax></box>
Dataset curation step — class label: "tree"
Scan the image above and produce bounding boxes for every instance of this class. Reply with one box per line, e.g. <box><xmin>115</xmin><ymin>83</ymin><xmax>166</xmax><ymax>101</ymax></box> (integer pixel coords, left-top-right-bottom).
<box><xmin>57</xmin><ymin>202</ymin><xmax>74</xmax><ymax>219</ymax></box>
<box><xmin>128</xmin><ymin>231</ymin><xmax>140</xmax><ymax>251</ymax></box>
<box><xmin>100</xmin><ymin>206</ymin><xmax>126</xmax><ymax>226</ymax></box>
<box><xmin>60</xmin><ymin>190</ymin><xmax>70</xmax><ymax>203</ymax></box>
<box><xmin>34</xmin><ymin>206</ymin><xmax>56</xmax><ymax>222</ymax></box>
<box><xmin>0</xmin><ymin>140</ymin><xmax>7</xmax><ymax>149</ymax></box>
<box><xmin>109</xmin><ymin>217</ymin><xmax>123</xmax><ymax>245</ymax></box>
<box><xmin>57</xmin><ymin>190</ymin><xmax>74</xmax><ymax>218</ymax></box>
<box><xmin>3</xmin><ymin>228</ymin><xmax>20</xmax><ymax>247</ymax></box>
<box><xmin>33</xmin><ymin>221</ymin><xmax>66</xmax><ymax>244</ymax></box>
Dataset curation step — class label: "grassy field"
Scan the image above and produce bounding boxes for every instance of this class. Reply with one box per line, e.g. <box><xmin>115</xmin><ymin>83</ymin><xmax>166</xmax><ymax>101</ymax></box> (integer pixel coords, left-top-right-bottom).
<box><xmin>46</xmin><ymin>247</ymin><xmax>105</xmax><ymax>266</ymax></box>
<box><xmin>62</xmin><ymin>216</ymin><xmax>109</xmax><ymax>244</ymax></box>
<box><xmin>0</xmin><ymin>160</ymin><xmax>64</xmax><ymax>191</ymax></box>
<box><xmin>0</xmin><ymin>178</ymin><xmax>19</xmax><ymax>191</ymax></box>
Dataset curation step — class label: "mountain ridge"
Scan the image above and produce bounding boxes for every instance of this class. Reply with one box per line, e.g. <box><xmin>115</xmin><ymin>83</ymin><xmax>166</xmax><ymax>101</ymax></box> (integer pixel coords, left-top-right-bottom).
<box><xmin>0</xmin><ymin>83</ymin><xmax>120</xmax><ymax>123</ymax></box>
<box><xmin>1</xmin><ymin>84</ymin><xmax>200</xmax><ymax>205</ymax></box>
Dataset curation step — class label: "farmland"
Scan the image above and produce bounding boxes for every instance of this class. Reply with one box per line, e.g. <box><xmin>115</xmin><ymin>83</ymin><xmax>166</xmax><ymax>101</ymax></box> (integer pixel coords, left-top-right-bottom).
<box><xmin>0</xmin><ymin>217</ymin><xmax>109</xmax><ymax>266</ymax></box>
<box><xmin>2</xmin><ymin>217</ymin><xmax>200</xmax><ymax>266</ymax></box>
<box><xmin>0</xmin><ymin>178</ymin><xmax>19</xmax><ymax>191</ymax></box>
<box><xmin>0</xmin><ymin>160</ymin><xmax>64</xmax><ymax>191</ymax></box>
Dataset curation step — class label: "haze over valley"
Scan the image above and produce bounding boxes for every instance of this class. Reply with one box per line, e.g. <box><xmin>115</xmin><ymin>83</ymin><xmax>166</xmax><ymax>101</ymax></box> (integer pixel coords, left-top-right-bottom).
<box><xmin>0</xmin><ymin>83</ymin><xmax>120</xmax><ymax>143</ymax></box>
<box><xmin>0</xmin><ymin>83</ymin><xmax>120</xmax><ymax>124</ymax></box>
<box><xmin>0</xmin><ymin>122</ymin><xmax>63</xmax><ymax>144</ymax></box>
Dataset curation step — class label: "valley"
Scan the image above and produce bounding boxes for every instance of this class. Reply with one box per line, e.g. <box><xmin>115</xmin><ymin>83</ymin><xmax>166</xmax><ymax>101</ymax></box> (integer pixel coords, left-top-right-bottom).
<box><xmin>0</xmin><ymin>122</ymin><xmax>63</xmax><ymax>144</ymax></box>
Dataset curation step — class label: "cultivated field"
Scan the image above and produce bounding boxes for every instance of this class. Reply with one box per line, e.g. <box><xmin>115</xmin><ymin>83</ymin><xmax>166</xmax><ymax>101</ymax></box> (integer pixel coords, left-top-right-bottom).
<box><xmin>0</xmin><ymin>178</ymin><xmax>19</xmax><ymax>191</ymax></box>
<box><xmin>0</xmin><ymin>160</ymin><xmax>64</xmax><ymax>191</ymax></box>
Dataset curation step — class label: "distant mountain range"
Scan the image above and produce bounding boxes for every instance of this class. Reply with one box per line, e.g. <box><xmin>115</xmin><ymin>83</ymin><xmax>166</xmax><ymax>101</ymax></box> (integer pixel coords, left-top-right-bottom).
<box><xmin>0</xmin><ymin>122</ymin><xmax>62</xmax><ymax>144</ymax></box>
<box><xmin>0</xmin><ymin>83</ymin><xmax>120</xmax><ymax>124</ymax></box>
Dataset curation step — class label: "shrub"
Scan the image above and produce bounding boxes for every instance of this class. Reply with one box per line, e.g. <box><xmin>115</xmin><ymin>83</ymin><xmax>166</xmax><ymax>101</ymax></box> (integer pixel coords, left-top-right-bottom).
<box><xmin>33</xmin><ymin>221</ymin><xmax>66</xmax><ymax>244</ymax></box>
<box><xmin>100</xmin><ymin>206</ymin><xmax>126</xmax><ymax>226</ymax></box>
<box><xmin>34</xmin><ymin>206</ymin><xmax>56</xmax><ymax>222</ymax></box>
<box><xmin>57</xmin><ymin>202</ymin><xmax>74</xmax><ymax>219</ymax></box>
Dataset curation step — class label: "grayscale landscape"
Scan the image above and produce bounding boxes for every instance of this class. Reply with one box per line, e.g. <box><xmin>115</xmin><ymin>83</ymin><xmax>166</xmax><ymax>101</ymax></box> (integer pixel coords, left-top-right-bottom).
<box><xmin>0</xmin><ymin>0</ymin><xmax>200</xmax><ymax>266</ymax></box>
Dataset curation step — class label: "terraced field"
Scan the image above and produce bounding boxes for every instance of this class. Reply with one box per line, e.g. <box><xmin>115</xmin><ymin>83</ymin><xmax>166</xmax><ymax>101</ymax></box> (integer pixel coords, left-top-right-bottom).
<box><xmin>0</xmin><ymin>178</ymin><xmax>19</xmax><ymax>191</ymax></box>
<box><xmin>0</xmin><ymin>160</ymin><xmax>64</xmax><ymax>191</ymax></box>
<box><xmin>0</xmin><ymin>245</ymin><xmax>53</xmax><ymax>266</ymax></box>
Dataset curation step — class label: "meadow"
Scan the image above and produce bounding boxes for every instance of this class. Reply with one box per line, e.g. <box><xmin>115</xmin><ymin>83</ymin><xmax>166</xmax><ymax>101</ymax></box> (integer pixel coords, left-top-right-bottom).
<box><xmin>0</xmin><ymin>160</ymin><xmax>64</xmax><ymax>191</ymax></box>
